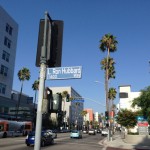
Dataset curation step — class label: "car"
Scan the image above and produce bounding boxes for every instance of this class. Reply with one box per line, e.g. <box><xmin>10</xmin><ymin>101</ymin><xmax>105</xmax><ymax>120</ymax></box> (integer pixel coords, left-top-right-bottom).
<box><xmin>46</xmin><ymin>129</ymin><xmax>57</xmax><ymax>139</ymax></box>
<box><xmin>97</xmin><ymin>128</ymin><xmax>102</xmax><ymax>134</ymax></box>
<box><xmin>60</xmin><ymin>129</ymin><xmax>69</xmax><ymax>133</ymax></box>
<box><xmin>82</xmin><ymin>129</ymin><xmax>88</xmax><ymax>134</ymax></box>
<box><xmin>101</xmin><ymin>129</ymin><xmax>108</xmax><ymax>136</ymax></box>
<box><xmin>25</xmin><ymin>131</ymin><xmax>54</xmax><ymax>147</ymax></box>
<box><xmin>70</xmin><ymin>130</ymin><xmax>82</xmax><ymax>138</ymax></box>
<box><xmin>88</xmin><ymin>129</ymin><xmax>96</xmax><ymax>135</ymax></box>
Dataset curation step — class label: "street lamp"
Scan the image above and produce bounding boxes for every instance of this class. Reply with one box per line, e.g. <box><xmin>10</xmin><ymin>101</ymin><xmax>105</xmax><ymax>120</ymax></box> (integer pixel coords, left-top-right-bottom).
<box><xmin>94</xmin><ymin>80</ymin><xmax>106</xmax><ymax>108</ymax></box>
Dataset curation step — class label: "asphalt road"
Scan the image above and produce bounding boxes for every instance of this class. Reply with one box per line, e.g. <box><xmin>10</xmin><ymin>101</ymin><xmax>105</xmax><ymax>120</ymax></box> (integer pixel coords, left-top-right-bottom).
<box><xmin>0</xmin><ymin>132</ymin><xmax>106</xmax><ymax>150</ymax></box>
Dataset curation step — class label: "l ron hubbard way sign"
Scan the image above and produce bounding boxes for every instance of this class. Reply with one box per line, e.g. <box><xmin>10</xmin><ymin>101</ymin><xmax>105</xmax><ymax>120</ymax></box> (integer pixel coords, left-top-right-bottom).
<box><xmin>47</xmin><ymin>66</ymin><xmax>82</xmax><ymax>80</ymax></box>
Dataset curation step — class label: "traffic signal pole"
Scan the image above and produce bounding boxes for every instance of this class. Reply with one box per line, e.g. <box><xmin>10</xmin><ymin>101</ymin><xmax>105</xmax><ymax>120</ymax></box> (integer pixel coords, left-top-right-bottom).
<box><xmin>34</xmin><ymin>12</ymin><xmax>50</xmax><ymax>150</ymax></box>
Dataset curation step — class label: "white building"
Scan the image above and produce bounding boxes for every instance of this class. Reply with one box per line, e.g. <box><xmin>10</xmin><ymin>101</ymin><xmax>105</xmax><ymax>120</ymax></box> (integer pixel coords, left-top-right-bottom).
<box><xmin>117</xmin><ymin>85</ymin><xmax>141</xmax><ymax>133</ymax></box>
<box><xmin>49</xmin><ymin>86</ymin><xmax>83</xmax><ymax>129</ymax></box>
<box><xmin>94</xmin><ymin>112</ymin><xmax>99</xmax><ymax>122</ymax></box>
<box><xmin>0</xmin><ymin>6</ymin><xmax>18</xmax><ymax>98</ymax></box>
<box><xmin>118</xmin><ymin>85</ymin><xmax>141</xmax><ymax>111</ymax></box>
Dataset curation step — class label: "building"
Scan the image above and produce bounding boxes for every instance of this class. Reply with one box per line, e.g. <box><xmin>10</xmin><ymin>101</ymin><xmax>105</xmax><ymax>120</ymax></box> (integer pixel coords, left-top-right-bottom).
<box><xmin>84</xmin><ymin>108</ymin><xmax>94</xmax><ymax>122</ymax></box>
<box><xmin>0</xmin><ymin>5</ymin><xmax>18</xmax><ymax>99</ymax></box>
<box><xmin>118</xmin><ymin>85</ymin><xmax>141</xmax><ymax>111</ymax></box>
<box><xmin>0</xmin><ymin>6</ymin><xmax>34</xmax><ymax>121</ymax></box>
<box><xmin>49</xmin><ymin>86</ymin><xmax>83</xmax><ymax>129</ymax></box>
<box><xmin>117</xmin><ymin>85</ymin><xmax>141</xmax><ymax>133</ymax></box>
<box><xmin>94</xmin><ymin>112</ymin><xmax>99</xmax><ymax>122</ymax></box>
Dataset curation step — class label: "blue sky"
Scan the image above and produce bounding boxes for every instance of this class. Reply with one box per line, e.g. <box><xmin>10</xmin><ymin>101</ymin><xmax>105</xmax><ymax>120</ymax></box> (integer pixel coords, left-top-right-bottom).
<box><xmin>1</xmin><ymin>0</ymin><xmax>150</xmax><ymax>114</ymax></box>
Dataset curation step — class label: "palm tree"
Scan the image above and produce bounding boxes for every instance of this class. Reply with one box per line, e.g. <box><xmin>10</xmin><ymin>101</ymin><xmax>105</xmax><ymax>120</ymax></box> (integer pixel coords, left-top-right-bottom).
<box><xmin>99</xmin><ymin>34</ymin><xmax>118</xmax><ymax>112</ymax></box>
<box><xmin>16</xmin><ymin>67</ymin><xmax>30</xmax><ymax>120</ymax></box>
<box><xmin>108</xmin><ymin>87</ymin><xmax>117</xmax><ymax>108</ymax></box>
<box><xmin>32</xmin><ymin>80</ymin><xmax>39</xmax><ymax>128</ymax></box>
<box><xmin>32</xmin><ymin>80</ymin><xmax>39</xmax><ymax>107</ymax></box>
<box><xmin>80</xmin><ymin>110</ymin><xmax>87</xmax><ymax>129</ymax></box>
<box><xmin>101</xmin><ymin>57</ymin><xmax>116</xmax><ymax>80</ymax></box>
<box><xmin>108</xmin><ymin>87</ymin><xmax>117</xmax><ymax>121</ymax></box>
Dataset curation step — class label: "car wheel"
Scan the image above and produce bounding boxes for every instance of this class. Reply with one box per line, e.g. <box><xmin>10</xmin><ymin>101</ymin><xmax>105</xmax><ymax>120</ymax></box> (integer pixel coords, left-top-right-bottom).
<box><xmin>51</xmin><ymin>139</ymin><xmax>54</xmax><ymax>145</ymax></box>
<box><xmin>27</xmin><ymin>144</ymin><xmax>30</xmax><ymax>146</ymax></box>
<box><xmin>3</xmin><ymin>132</ymin><xmax>7</xmax><ymax>138</ymax></box>
<box><xmin>41</xmin><ymin>140</ymin><xmax>45</xmax><ymax>147</ymax></box>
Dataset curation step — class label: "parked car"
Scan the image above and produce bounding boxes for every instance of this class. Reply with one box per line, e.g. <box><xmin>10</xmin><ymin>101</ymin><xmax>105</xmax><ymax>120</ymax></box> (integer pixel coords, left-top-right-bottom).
<box><xmin>46</xmin><ymin>129</ymin><xmax>57</xmax><ymax>139</ymax></box>
<box><xmin>60</xmin><ymin>129</ymin><xmax>69</xmax><ymax>133</ymax></box>
<box><xmin>70</xmin><ymin>130</ymin><xmax>82</xmax><ymax>138</ymax></box>
<box><xmin>97</xmin><ymin>128</ymin><xmax>102</xmax><ymax>134</ymax></box>
<box><xmin>88</xmin><ymin>129</ymin><xmax>96</xmax><ymax>135</ymax></box>
<box><xmin>82</xmin><ymin>129</ymin><xmax>88</xmax><ymax>134</ymax></box>
<box><xmin>25</xmin><ymin>131</ymin><xmax>54</xmax><ymax>147</ymax></box>
<box><xmin>101</xmin><ymin>129</ymin><xmax>108</xmax><ymax>136</ymax></box>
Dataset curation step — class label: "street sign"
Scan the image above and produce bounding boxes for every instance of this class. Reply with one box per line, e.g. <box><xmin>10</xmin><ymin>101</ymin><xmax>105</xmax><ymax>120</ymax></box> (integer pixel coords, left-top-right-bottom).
<box><xmin>47</xmin><ymin>66</ymin><xmax>82</xmax><ymax>80</ymax></box>
<box><xmin>72</xmin><ymin>100</ymin><xmax>84</xmax><ymax>103</ymax></box>
<box><xmin>136</xmin><ymin>116</ymin><xmax>147</xmax><ymax>121</ymax></box>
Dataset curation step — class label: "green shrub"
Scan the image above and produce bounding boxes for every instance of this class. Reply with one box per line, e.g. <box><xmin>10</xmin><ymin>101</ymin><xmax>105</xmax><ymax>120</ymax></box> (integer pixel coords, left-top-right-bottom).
<box><xmin>128</xmin><ymin>132</ymin><xmax>139</xmax><ymax>135</ymax></box>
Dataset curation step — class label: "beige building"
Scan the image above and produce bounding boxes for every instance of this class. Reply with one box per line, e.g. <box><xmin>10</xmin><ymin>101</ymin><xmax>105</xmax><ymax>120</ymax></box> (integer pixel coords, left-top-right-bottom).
<box><xmin>49</xmin><ymin>86</ymin><xmax>83</xmax><ymax>129</ymax></box>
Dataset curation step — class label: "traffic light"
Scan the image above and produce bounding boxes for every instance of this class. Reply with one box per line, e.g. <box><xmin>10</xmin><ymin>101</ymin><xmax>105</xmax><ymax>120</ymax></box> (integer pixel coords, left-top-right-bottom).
<box><xmin>36</xmin><ymin>18</ymin><xmax>63</xmax><ymax>68</ymax></box>
<box><xmin>42</xmin><ymin>87</ymin><xmax>52</xmax><ymax>113</ymax></box>
<box><xmin>66</xmin><ymin>94</ymin><xmax>70</xmax><ymax>102</ymax></box>
<box><xmin>105</xmin><ymin>111</ymin><xmax>109</xmax><ymax>120</ymax></box>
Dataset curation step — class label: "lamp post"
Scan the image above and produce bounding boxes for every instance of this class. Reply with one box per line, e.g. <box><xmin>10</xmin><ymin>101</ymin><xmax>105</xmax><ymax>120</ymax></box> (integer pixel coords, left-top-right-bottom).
<box><xmin>94</xmin><ymin>80</ymin><xmax>106</xmax><ymax>109</ymax></box>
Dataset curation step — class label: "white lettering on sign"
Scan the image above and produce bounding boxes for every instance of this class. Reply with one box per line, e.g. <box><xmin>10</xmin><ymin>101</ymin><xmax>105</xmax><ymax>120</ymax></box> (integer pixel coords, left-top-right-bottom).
<box><xmin>51</xmin><ymin>67</ymin><xmax>81</xmax><ymax>75</ymax></box>
<box><xmin>47</xmin><ymin>66</ymin><xmax>82</xmax><ymax>80</ymax></box>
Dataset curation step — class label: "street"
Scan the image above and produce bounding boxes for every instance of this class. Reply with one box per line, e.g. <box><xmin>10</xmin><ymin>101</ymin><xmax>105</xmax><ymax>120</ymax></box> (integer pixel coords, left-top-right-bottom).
<box><xmin>0</xmin><ymin>132</ymin><xmax>106</xmax><ymax>150</ymax></box>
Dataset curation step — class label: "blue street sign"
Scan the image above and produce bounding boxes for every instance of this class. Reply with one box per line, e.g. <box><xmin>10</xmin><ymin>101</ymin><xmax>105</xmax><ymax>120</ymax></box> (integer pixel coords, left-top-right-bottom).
<box><xmin>47</xmin><ymin>66</ymin><xmax>82</xmax><ymax>80</ymax></box>
<box><xmin>72</xmin><ymin>100</ymin><xmax>84</xmax><ymax>103</ymax></box>
<box><xmin>136</xmin><ymin>116</ymin><xmax>147</xmax><ymax>121</ymax></box>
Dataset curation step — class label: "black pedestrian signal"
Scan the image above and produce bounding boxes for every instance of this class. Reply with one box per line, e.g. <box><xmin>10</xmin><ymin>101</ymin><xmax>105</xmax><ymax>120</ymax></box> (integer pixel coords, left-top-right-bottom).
<box><xmin>105</xmin><ymin>111</ymin><xmax>109</xmax><ymax>120</ymax></box>
<box><xmin>52</xmin><ymin>93</ymin><xmax>62</xmax><ymax>112</ymax></box>
<box><xmin>66</xmin><ymin>94</ymin><xmax>70</xmax><ymax>102</ymax></box>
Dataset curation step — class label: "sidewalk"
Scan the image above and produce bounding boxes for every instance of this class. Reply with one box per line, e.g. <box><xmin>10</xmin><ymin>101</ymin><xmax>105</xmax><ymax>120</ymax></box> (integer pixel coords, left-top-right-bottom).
<box><xmin>99</xmin><ymin>132</ymin><xmax>150</xmax><ymax>150</ymax></box>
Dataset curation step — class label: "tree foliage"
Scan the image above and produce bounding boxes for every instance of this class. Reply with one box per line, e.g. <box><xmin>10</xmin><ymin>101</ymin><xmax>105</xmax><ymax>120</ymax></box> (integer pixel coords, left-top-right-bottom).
<box><xmin>132</xmin><ymin>86</ymin><xmax>150</xmax><ymax>123</ymax></box>
<box><xmin>116</xmin><ymin>109</ymin><xmax>137</xmax><ymax>132</ymax></box>
<box><xmin>101</xmin><ymin>57</ymin><xmax>116</xmax><ymax>79</ymax></box>
<box><xmin>99</xmin><ymin>34</ymin><xmax>118</xmax><ymax>53</ymax></box>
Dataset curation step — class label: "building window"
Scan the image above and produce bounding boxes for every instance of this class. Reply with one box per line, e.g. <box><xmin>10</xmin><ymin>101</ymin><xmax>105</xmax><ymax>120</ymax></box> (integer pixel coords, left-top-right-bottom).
<box><xmin>0</xmin><ymin>83</ymin><xmax>6</xmax><ymax>94</ymax></box>
<box><xmin>119</xmin><ymin>92</ymin><xmax>128</xmax><ymax>98</ymax></box>
<box><xmin>4</xmin><ymin>37</ymin><xmax>11</xmax><ymax>48</ymax></box>
<box><xmin>0</xmin><ymin>65</ymin><xmax>8</xmax><ymax>76</ymax></box>
<box><xmin>6</xmin><ymin>23</ymin><xmax>13</xmax><ymax>35</ymax></box>
<box><xmin>2</xmin><ymin>50</ymin><xmax>10</xmax><ymax>62</ymax></box>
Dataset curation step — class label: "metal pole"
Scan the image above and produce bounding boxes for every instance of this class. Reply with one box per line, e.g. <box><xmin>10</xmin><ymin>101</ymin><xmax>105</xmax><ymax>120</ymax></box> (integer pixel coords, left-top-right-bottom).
<box><xmin>34</xmin><ymin>11</ymin><xmax>49</xmax><ymax>150</ymax></box>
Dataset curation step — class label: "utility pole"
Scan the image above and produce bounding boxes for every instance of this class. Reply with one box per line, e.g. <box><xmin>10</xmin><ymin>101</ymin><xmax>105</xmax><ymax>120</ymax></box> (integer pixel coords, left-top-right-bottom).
<box><xmin>34</xmin><ymin>11</ymin><xmax>51</xmax><ymax>150</ymax></box>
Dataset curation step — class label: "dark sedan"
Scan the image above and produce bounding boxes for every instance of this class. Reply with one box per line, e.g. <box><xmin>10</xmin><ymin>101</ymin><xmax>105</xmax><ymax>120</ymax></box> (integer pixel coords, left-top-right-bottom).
<box><xmin>25</xmin><ymin>131</ymin><xmax>54</xmax><ymax>147</ymax></box>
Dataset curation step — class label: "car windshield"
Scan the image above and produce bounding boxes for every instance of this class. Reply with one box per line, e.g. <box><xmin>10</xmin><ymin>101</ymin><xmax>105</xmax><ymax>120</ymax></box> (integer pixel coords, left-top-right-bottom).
<box><xmin>72</xmin><ymin>130</ymin><xmax>78</xmax><ymax>133</ymax></box>
<box><xmin>28</xmin><ymin>131</ymin><xmax>45</xmax><ymax>136</ymax></box>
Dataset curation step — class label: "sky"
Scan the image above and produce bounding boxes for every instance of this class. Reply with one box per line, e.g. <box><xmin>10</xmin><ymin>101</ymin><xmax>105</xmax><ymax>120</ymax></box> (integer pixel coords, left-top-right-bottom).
<box><xmin>0</xmin><ymin>0</ymin><xmax>150</xmax><ymax>114</ymax></box>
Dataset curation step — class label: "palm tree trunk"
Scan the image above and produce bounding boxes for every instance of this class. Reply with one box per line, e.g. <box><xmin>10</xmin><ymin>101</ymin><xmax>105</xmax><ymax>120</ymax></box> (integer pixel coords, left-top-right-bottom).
<box><xmin>33</xmin><ymin>90</ymin><xmax>37</xmax><ymax>129</ymax></box>
<box><xmin>63</xmin><ymin>98</ymin><xmax>66</xmax><ymax>129</ymax></box>
<box><xmin>16</xmin><ymin>81</ymin><xmax>23</xmax><ymax>120</ymax></box>
<box><xmin>105</xmin><ymin>48</ymin><xmax>110</xmax><ymax>112</ymax></box>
